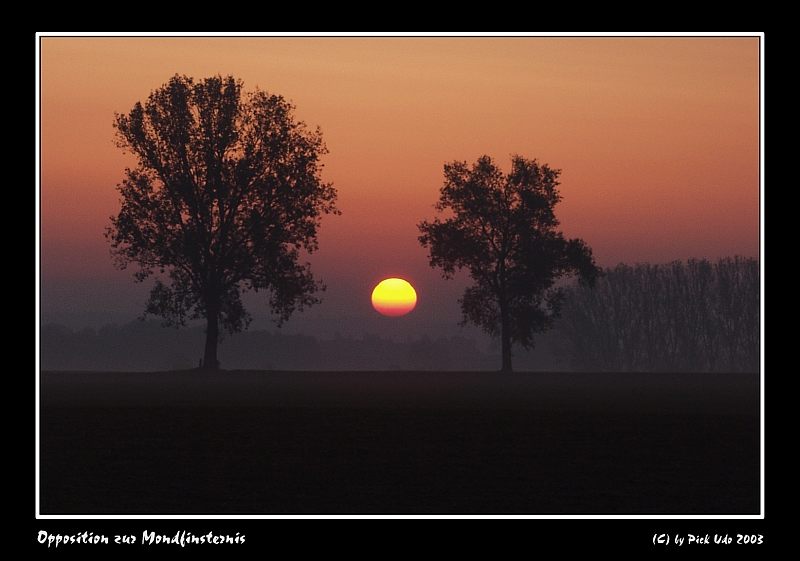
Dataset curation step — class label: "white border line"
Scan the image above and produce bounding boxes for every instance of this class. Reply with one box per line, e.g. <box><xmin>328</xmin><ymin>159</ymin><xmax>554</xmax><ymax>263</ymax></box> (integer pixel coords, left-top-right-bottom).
<box><xmin>40</xmin><ymin>514</ymin><xmax>765</xmax><ymax>520</ymax></box>
<box><xmin>35</xmin><ymin>33</ymin><xmax>42</xmax><ymax>519</ymax></box>
<box><xmin>35</xmin><ymin>31</ymin><xmax>765</xmax><ymax>521</ymax></box>
<box><xmin>759</xmin><ymin>33</ymin><xmax>765</xmax><ymax>518</ymax></box>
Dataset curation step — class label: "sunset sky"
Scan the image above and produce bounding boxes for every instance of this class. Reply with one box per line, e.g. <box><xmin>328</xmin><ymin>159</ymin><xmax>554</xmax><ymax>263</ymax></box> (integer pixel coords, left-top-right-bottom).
<box><xmin>39</xmin><ymin>36</ymin><xmax>760</xmax><ymax>339</ymax></box>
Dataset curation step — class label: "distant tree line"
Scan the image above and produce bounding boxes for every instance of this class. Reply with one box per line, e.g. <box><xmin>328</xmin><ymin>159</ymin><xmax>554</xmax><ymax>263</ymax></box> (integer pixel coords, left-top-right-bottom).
<box><xmin>39</xmin><ymin>322</ymin><xmax>504</xmax><ymax>372</ymax></box>
<box><xmin>556</xmin><ymin>257</ymin><xmax>759</xmax><ymax>372</ymax></box>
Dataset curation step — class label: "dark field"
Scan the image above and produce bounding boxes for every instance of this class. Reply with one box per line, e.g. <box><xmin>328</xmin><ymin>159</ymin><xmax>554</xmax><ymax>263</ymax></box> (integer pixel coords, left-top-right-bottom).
<box><xmin>40</xmin><ymin>370</ymin><xmax>760</xmax><ymax>514</ymax></box>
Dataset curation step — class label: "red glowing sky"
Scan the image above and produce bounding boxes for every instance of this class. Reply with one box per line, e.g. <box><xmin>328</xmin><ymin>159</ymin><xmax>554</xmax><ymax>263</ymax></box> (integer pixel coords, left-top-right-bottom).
<box><xmin>40</xmin><ymin>36</ymin><xmax>760</xmax><ymax>330</ymax></box>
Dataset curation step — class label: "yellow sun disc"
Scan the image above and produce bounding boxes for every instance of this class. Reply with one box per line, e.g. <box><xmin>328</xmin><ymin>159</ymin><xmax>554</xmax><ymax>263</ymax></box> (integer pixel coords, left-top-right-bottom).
<box><xmin>371</xmin><ymin>278</ymin><xmax>418</xmax><ymax>317</ymax></box>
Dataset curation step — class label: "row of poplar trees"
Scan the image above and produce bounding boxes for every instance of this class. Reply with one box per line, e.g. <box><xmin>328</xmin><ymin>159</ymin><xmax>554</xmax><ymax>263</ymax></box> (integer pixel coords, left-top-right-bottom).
<box><xmin>556</xmin><ymin>258</ymin><xmax>759</xmax><ymax>372</ymax></box>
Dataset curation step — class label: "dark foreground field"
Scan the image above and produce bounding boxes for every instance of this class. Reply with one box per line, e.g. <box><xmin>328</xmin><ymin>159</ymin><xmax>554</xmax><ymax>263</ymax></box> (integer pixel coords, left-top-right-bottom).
<box><xmin>40</xmin><ymin>370</ymin><xmax>759</xmax><ymax>514</ymax></box>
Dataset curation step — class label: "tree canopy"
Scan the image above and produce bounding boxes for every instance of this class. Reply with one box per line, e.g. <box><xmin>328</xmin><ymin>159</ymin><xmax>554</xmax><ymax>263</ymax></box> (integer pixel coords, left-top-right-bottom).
<box><xmin>418</xmin><ymin>155</ymin><xmax>599</xmax><ymax>371</ymax></box>
<box><xmin>107</xmin><ymin>75</ymin><xmax>338</xmax><ymax>369</ymax></box>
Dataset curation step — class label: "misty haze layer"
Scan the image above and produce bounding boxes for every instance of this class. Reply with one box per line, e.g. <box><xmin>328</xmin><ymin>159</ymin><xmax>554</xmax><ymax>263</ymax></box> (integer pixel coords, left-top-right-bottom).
<box><xmin>40</xmin><ymin>322</ymin><xmax>565</xmax><ymax>372</ymax></box>
<box><xmin>41</xmin><ymin>258</ymin><xmax>758</xmax><ymax>373</ymax></box>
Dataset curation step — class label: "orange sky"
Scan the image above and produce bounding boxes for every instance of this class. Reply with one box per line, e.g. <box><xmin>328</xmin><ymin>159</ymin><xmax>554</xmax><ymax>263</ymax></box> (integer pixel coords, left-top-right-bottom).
<box><xmin>40</xmin><ymin>36</ymin><xmax>760</xmax><ymax>330</ymax></box>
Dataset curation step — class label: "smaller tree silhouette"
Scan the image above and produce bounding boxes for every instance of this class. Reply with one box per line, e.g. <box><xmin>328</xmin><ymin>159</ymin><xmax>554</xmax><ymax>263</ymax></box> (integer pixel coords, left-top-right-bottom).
<box><xmin>418</xmin><ymin>155</ymin><xmax>599</xmax><ymax>372</ymax></box>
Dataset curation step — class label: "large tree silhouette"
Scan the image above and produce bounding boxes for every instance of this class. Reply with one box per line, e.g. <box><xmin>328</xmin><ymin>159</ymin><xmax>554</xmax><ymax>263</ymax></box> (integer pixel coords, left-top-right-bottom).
<box><xmin>418</xmin><ymin>155</ymin><xmax>599</xmax><ymax>372</ymax></box>
<box><xmin>107</xmin><ymin>75</ymin><xmax>338</xmax><ymax>370</ymax></box>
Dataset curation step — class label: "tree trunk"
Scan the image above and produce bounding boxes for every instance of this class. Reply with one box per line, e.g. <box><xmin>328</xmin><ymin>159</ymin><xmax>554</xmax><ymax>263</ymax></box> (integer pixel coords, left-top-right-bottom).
<box><xmin>500</xmin><ymin>306</ymin><xmax>512</xmax><ymax>372</ymax></box>
<box><xmin>202</xmin><ymin>304</ymin><xmax>220</xmax><ymax>371</ymax></box>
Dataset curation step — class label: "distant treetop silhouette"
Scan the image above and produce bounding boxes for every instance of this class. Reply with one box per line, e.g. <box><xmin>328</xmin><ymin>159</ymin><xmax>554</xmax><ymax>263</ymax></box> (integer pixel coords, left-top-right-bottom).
<box><xmin>107</xmin><ymin>75</ymin><xmax>339</xmax><ymax>370</ymax></box>
<box><xmin>418</xmin><ymin>155</ymin><xmax>599</xmax><ymax>372</ymax></box>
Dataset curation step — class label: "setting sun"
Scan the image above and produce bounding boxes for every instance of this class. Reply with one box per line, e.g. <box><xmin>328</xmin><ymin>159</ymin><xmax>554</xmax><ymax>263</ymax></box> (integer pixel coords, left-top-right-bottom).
<box><xmin>371</xmin><ymin>278</ymin><xmax>417</xmax><ymax>317</ymax></box>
